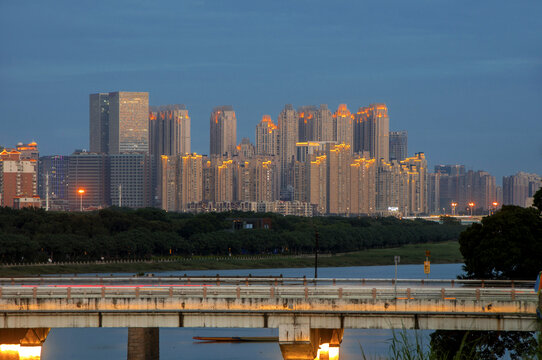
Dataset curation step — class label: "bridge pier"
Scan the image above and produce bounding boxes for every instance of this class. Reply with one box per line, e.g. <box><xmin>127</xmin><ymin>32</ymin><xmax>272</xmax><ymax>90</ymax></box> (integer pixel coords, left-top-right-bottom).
<box><xmin>278</xmin><ymin>323</ymin><xmax>343</xmax><ymax>360</ymax></box>
<box><xmin>127</xmin><ymin>328</ymin><xmax>159</xmax><ymax>360</ymax></box>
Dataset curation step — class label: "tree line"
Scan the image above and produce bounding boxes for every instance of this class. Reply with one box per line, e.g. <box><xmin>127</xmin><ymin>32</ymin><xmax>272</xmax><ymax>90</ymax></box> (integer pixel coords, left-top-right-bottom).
<box><xmin>0</xmin><ymin>207</ymin><xmax>464</xmax><ymax>263</ymax></box>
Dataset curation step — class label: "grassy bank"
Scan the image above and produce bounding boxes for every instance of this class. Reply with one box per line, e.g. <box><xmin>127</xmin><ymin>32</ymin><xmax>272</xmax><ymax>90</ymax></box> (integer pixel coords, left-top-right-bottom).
<box><xmin>0</xmin><ymin>240</ymin><xmax>462</xmax><ymax>277</ymax></box>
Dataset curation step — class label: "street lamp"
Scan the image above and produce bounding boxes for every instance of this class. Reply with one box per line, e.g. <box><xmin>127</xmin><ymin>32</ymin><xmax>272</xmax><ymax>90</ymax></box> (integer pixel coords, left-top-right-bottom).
<box><xmin>468</xmin><ymin>202</ymin><xmax>475</xmax><ymax>216</ymax></box>
<box><xmin>451</xmin><ymin>202</ymin><xmax>458</xmax><ymax>216</ymax></box>
<box><xmin>491</xmin><ymin>201</ymin><xmax>498</xmax><ymax>215</ymax></box>
<box><xmin>77</xmin><ymin>188</ymin><xmax>85</xmax><ymax>211</ymax></box>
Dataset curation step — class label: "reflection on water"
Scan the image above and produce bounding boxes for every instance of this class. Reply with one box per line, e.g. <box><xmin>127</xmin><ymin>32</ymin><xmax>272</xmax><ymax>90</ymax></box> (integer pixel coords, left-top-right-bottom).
<box><xmin>0</xmin><ymin>345</ymin><xmax>41</xmax><ymax>360</ymax></box>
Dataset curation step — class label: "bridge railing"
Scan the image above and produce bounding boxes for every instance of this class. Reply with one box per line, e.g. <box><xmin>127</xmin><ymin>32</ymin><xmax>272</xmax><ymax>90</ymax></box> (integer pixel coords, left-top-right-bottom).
<box><xmin>0</xmin><ymin>284</ymin><xmax>536</xmax><ymax>304</ymax></box>
<box><xmin>0</xmin><ymin>276</ymin><xmax>535</xmax><ymax>289</ymax></box>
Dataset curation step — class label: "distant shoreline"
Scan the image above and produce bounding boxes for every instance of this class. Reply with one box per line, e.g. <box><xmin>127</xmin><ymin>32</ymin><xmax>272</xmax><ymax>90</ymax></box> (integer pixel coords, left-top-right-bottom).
<box><xmin>0</xmin><ymin>241</ymin><xmax>461</xmax><ymax>276</ymax></box>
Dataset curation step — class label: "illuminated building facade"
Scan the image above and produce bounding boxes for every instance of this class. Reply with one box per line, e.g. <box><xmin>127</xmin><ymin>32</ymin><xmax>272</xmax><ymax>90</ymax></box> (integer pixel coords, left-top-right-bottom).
<box><xmin>237</xmin><ymin>158</ymin><xmax>277</xmax><ymax>202</ymax></box>
<box><xmin>307</xmin><ymin>155</ymin><xmax>327</xmax><ymax>214</ymax></box>
<box><xmin>298</xmin><ymin>105</ymin><xmax>318</xmax><ymax>142</ymax></box>
<box><xmin>149</xmin><ymin>105</ymin><xmax>191</xmax><ymax>157</ymax></box>
<box><xmin>210</xmin><ymin>106</ymin><xmax>237</xmax><ymax>156</ymax></box>
<box><xmin>160</xmin><ymin>153</ymin><xmax>203</xmax><ymax>211</ymax></box>
<box><xmin>237</xmin><ymin>138</ymin><xmax>255</xmax><ymax>159</ymax></box>
<box><xmin>90</xmin><ymin>92</ymin><xmax>149</xmax><ymax>154</ymax></box>
<box><xmin>255</xmin><ymin>115</ymin><xmax>279</xmax><ymax>156</ymax></box>
<box><xmin>333</xmin><ymin>104</ymin><xmax>354</xmax><ymax>150</ymax></box>
<box><xmin>327</xmin><ymin>143</ymin><xmax>352</xmax><ymax>215</ymax></box>
<box><xmin>376</xmin><ymin>160</ymin><xmax>408</xmax><ymax>214</ymax></box>
<box><xmin>0</xmin><ymin>148</ymin><xmax>39</xmax><ymax>208</ymax></box>
<box><xmin>16</xmin><ymin>141</ymin><xmax>39</xmax><ymax>160</ymax></box>
<box><xmin>354</xmin><ymin>104</ymin><xmax>390</xmax><ymax>161</ymax></box>
<box><xmin>350</xmin><ymin>157</ymin><xmax>377</xmax><ymax>215</ymax></box>
<box><xmin>402</xmin><ymin>153</ymin><xmax>428</xmax><ymax>215</ymax></box>
<box><xmin>215</xmin><ymin>159</ymin><xmax>236</xmax><ymax>202</ymax></box>
<box><xmin>109</xmin><ymin>92</ymin><xmax>149</xmax><ymax>154</ymax></box>
<box><xmin>278</xmin><ymin>104</ymin><xmax>298</xmax><ymax>198</ymax></box>
<box><xmin>389</xmin><ymin>130</ymin><xmax>408</xmax><ymax>161</ymax></box>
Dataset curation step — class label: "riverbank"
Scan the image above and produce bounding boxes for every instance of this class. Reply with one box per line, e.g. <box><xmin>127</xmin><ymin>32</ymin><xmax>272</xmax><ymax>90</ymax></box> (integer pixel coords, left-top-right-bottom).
<box><xmin>0</xmin><ymin>240</ymin><xmax>462</xmax><ymax>276</ymax></box>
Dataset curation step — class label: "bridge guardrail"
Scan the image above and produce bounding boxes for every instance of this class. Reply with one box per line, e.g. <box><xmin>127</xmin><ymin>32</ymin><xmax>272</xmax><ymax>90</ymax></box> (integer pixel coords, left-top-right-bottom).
<box><xmin>0</xmin><ymin>276</ymin><xmax>535</xmax><ymax>289</ymax></box>
<box><xmin>0</xmin><ymin>284</ymin><xmax>536</xmax><ymax>304</ymax></box>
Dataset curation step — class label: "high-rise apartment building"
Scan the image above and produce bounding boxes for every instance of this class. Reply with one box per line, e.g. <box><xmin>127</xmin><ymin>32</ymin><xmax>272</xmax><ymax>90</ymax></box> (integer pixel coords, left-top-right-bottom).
<box><xmin>315</xmin><ymin>104</ymin><xmax>334</xmax><ymax>142</ymax></box>
<box><xmin>16</xmin><ymin>142</ymin><xmax>39</xmax><ymax>160</ymax></box>
<box><xmin>90</xmin><ymin>92</ymin><xmax>149</xmax><ymax>154</ymax></box>
<box><xmin>278</xmin><ymin>104</ymin><xmax>298</xmax><ymax>197</ymax></box>
<box><xmin>38</xmin><ymin>155</ymin><xmax>69</xmax><ymax>210</ymax></box>
<box><xmin>427</xmin><ymin>172</ymin><xmax>440</xmax><ymax>214</ymax></box>
<box><xmin>255</xmin><ymin>115</ymin><xmax>279</xmax><ymax>156</ymax></box>
<box><xmin>434</xmin><ymin>165</ymin><xmax>498</xmax><ymax>214</ymax></box>
<box><xmin>503</xmin><ymin>172</ymin><xmax>542</xmax><ymax>207</ymax></box>
<box><xmin>376</xmin><ymin>160</ymin><xmax>408</xmax><ymax>214</ymax></box>
<box><xmin>67</xmin><ymin>150</ymin><xmax>107</xmax><ymax>211</ymax></box>
<box><xmin>307</xmin><ymin>155</ymin><xmax>327</xmax><ymax>214</ymax></box>
<box><xmin>402</xmin><ymin>153</ymin><xmax>428</xmax><ymax>215</ymax></box>
<box><xmin>160</xmin><ymin>153</ymin><xmax>203</xmax><ymax>211</ymax></box>
<box><xmin>149</xmin><ymin>104</ymin><xmax>191</xmax><ymax>206</ymax></box>
<box><xmin>435</xmin><ymin>164</ymin><xmax>465</xmax><ymax>213</ymax></box>
<box><xmin>210</xmin><ymin>106</ymin><xmax>237</xmax><ymax>156</ymax></box>
<box><xmin>354</xmin><ymin>104</ymin><xmax>390</xmax><ymax>161</ymax></box>
<box><xmin>389</xmin><ymin>131</ymin><xmax>408</xmax><ymax>161</ymax></box>
<box><xmin>237</xmin><ymin>138</ymin><xmax>255</xmax><ymax>159</ymax></box>
<box><xmin>0</xmin><ymin>147</ymin><xmax>40</xmax><ymax>208</ymax></box>
<box><xmin>466</xmin><ymin>170</ymin><xmax>496</xmax><ymax>212</ymax></box>
<box><xmin>333</xmin><ymin>104</ymin><xmax>354</xmax><ymax>150</ymax></box>
<box><xmin>350</xmin><ymin>157</ymin><xmax>377</xmax><ymax>215</ymax></box>
<box><xmin>149</xmin><ymin>105</ymin><xmax>191</xmax><ymax>157</ymax></box>
<box><xmin>237</xmin><ymin>158</ymin><xmax>277</xmax><ymax>202</ymax></box>
<box><xmin>298</xmin><ymin>106</ymin><xmax>318</xmax><ymax>142</ymax></box>
<box><xmin>215</xmin><ymin>159</ymin><xmax>236</xmax><ymax>202</ymax></box>
<box><xmin>327</xmin><ymin>143</ymin><xmax>352</xmax><ymax>215</ymax></box>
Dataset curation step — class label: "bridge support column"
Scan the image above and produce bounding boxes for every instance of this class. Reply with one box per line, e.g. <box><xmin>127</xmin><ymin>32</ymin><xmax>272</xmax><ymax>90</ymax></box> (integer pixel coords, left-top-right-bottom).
<box><xmin>278</xmin><ymin>323</ymin><xmax>343</xmax><ymax>360</ymax></box>
<box><xmin>127</xmin><ymin>328</ymin><xmax>159</xmax><ymax>360</ymax></box>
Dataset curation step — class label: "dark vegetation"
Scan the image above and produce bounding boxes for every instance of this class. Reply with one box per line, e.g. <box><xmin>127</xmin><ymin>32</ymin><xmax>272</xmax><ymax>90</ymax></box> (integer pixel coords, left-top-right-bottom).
<box><xmin>0</xmin><ymin>207</ymin><xmax>464</xmax><ymax>264</ymax></box>
<box><xmin>430</xmin><ymin>188</ymin><xmax>542</xmax><ymax>360</ymax></box>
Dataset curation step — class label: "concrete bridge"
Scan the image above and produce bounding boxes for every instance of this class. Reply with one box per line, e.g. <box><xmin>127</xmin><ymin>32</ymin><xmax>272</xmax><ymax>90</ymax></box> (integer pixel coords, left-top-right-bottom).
<box><xmin>0</xmin><ymin>276</ymin><xmax>539</xmax><ymax>359</ymax></box>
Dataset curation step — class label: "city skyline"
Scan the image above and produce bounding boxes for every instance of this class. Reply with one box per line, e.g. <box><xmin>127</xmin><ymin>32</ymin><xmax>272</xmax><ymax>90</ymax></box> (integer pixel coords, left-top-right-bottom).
<box><xmin>1</xmin><ymin>1</ymin><xmax>541</xmax><ymax>181</ymax></box>
<box><xmin>2</xmin><ymin>98</ymin><xmax>540</xmax><ymax>186</ymax></box>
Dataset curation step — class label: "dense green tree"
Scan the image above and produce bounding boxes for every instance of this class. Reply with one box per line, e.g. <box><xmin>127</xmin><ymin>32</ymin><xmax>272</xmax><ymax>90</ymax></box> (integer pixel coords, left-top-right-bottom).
<box><xmin>533</xmin><ymin>187</ymin><xmax>542</xmax><ymax>213</ymax></box>
<box><xmin>459</xmin><ymin>205</ymin><xmax>542</xmax><ymax>279</ymax></box>
<box><xmin>0</xmin><ymin>207</ymin><xmax>464</xmax><ymax>262</ymax></box>
<box><xmin>432</xmin><ymin>204</ymin><xmax>542</xmax><ymax>359</ymax></box>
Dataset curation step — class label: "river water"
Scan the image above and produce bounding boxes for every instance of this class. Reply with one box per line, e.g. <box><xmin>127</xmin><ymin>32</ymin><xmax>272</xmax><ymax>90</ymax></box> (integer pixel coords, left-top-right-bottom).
<box><xmin>41</xmin><ymin>263</ymin><xmax>464</xmax><ymax>360</ymax></box>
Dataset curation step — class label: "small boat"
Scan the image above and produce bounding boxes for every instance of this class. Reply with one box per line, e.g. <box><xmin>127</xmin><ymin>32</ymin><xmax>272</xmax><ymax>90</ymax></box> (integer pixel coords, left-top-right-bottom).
<box><xmin>193</xmin><ymin>336</ymin><xmax>278</xmax><ymax>342</ymax></box>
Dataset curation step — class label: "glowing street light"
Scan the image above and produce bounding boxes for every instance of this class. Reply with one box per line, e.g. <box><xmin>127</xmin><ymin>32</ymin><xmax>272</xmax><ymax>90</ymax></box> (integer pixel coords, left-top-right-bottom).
<box><xmin>491</xmin><ymin>201</ymin><xmax>499</xmax><ymax>215</ymax></box>
<box><xmin>468</xmin><ymin>202</ymin><xmax>475</xmax><ymax>216</ymax></box>
<box><xmin>451</xmin><ymin>202</ymin><xmax>458</xmax><ymax>216</ymax></box>
<box><xmin>77</xmin><ymin>188</ymin><xmax>85</xmax><ymax>211</ymax></box>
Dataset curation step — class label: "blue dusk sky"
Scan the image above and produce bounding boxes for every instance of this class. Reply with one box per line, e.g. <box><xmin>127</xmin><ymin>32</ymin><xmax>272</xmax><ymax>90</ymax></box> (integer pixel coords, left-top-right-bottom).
<box><xmin>1</xmin><ymin>0</ymin><xmax>541</xmax><ymax>181</ymax></box>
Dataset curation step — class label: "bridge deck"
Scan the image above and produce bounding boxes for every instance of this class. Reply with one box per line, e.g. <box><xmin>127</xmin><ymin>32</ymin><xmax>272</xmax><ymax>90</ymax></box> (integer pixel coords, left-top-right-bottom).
<box><xmin>0</xmin><ymin>277</ymin><xmax>538</xmax><ymax>331</ymax></box>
